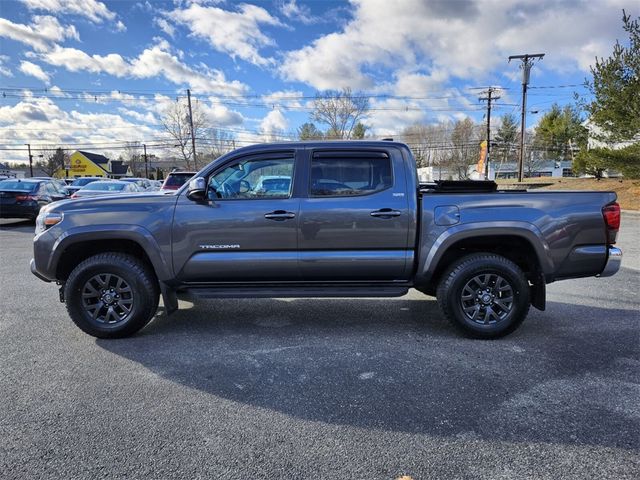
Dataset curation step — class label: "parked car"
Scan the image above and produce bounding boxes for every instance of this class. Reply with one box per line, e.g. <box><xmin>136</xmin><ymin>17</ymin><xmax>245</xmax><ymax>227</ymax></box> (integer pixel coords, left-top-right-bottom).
<box><xmin>70</xmin><ymin>181</ymin><xmax>140</xmax><ymax>198</ymax></box>
<box><xmin>0</xmin><ymin>178</ymin><xmax>68</xmax><ymax>220</ymax></box>
<box><xmin>160</xmin><ymin>171</ymin><xmax>196</xmax><ymax>193</ymax></box>
<box><xmin>31</xmin><ymin>177</ymin><xmax>68</xmax><ymax>192</ymax></box>
<box><xmin>66</xmin><ymin>177</ymin><xmax>109</xmax><ymax>195</ymax></box>
<box><xmin>121</xmin><ymin>177</ymin><xmax>153</xmax><ymax>191</ymax></box>
<box><xmin>31</xmin><ymin>141</ymin><xmax>622</xmax><ymax>339</ymax></box>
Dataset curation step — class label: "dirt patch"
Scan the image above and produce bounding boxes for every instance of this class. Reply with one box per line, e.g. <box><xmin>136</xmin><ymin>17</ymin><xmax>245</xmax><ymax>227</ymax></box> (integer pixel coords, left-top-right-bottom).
<box><xmin>497</xmin><ymin>178</ymin><xmax>640</xmax><ymax>210</ymax></box>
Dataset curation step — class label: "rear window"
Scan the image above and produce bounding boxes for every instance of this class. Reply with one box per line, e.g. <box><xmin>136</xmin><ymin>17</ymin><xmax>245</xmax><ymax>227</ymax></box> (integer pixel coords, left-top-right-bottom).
<box><xmin>310</xmin><ymin>154</ymin><xmax>393</xmax><ymax>197</ymax></box>
<box><xmin>164</xmin><ymin>173</ymin><xmax>194</xmax><ymax>187</ymax></box>
<box><xmin>72</xmin><ymin>178</ymin><xmax>101</xmax><ymax>187</ymax></box>
<box><xmin>83</xmin><ymin>182</ymin><xmax>125</xmax><ymax>191</ymax></box>
<box><xmin>0</xmin><ymin>180</ymin><xmax>38</xmax><ymax>191</ymax></box>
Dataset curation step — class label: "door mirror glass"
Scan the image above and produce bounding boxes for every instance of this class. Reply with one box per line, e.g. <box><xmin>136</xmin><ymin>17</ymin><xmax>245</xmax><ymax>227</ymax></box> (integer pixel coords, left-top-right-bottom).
<box><xmin>186</xmin><ymin>177</ymin><xmax>206</xmax><ymax>201</ymax></box>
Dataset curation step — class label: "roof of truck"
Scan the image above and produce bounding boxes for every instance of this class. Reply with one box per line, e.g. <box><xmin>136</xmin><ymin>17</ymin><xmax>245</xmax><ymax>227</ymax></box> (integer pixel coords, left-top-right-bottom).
<box><xmin>230</xmin><ymin>140</ymin><xmax>409</xmax><ymax>154</ymax></box>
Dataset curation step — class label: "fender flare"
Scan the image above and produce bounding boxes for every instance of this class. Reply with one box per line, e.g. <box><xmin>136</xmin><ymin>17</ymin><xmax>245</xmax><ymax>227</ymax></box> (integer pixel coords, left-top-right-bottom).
<box><xmin>49</xmin><ymin>224</ymin><xmax>173</xmax><ymax>282</ymax></box>
<box><xmin>420</xmin><ymin>221</ymin><xmax>554</xmax><ymax>282</ymax></box>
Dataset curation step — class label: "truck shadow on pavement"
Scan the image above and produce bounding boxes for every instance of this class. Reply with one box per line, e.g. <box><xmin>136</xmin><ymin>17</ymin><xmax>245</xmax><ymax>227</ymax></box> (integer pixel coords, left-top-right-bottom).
<box><xmin>97</xmin><ymin>297</ymin><xmax>639</xmax><ymax>450</ymax></box>
<box><xmin>0</xmin><ymin>219</ymin><xmax>35</xmax><ymax>233</ymax></box>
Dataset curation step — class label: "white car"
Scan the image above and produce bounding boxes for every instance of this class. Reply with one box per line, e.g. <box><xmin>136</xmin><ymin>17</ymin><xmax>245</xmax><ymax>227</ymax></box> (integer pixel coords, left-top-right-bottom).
<box><xmin>71</xmin><ymin>181</ymin><xmax>141</xmax><ymax>198</ymax></box>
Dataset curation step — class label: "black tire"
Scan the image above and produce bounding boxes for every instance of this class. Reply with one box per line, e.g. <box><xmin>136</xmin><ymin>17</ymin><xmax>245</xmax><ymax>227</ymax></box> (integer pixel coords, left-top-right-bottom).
<box><xmin>64</xmin><ymin>253</ymin><xmax>159</xmax><ymax>338</ymax></box>
<box><xmin>436</xmin><ymin>253</ymin><xmax>530</xmax><ymax>339</ymax></box>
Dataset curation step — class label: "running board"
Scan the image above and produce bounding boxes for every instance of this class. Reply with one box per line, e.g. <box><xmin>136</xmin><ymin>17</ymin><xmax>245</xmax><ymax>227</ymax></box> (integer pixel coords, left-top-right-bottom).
<box><xmin>184</xmin><ymin>286</ymin><xmax>409</xmax><ymax>299</ymax></box>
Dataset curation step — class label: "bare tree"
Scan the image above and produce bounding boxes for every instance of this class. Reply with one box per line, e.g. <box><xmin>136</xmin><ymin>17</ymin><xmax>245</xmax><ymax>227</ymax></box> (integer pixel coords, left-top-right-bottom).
<box><xmin>311</xmin><ymin>87</ymin><xmax>369</xmax><ymax>139</ymax></box>
<box><xmin>161</xmin><ymin>99</ymin><xmax>208</xmax><ymax>170</ymax></box>
<box><xmin>401</xmin><ymin>123</ymin><xmax>453</xmax><ymax>168</ymax></box>
<box><xmin>200</xmin><ymin>128</ymin><xmax>235</xmax><ymax>163</ymax></box>
<box><xmin>36</xmin><ymin>146</ymin><xmax>68</xmax><ymax>176</ymax></box>
<box><xmin>446</xmin><ymin>118</ymin><xmax>481</xmax><ymax>180</ymax></box>
<box><xmin>124</xmin><ymin>141</ymin><xmax>143</xmax><ymax>177</ymax></box>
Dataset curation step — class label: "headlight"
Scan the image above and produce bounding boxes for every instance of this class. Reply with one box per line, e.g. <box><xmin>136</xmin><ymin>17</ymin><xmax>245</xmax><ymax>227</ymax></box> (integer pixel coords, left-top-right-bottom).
<box><xmin>35</xmin><ymin>211</ymin><xmax>63</xmax><ymax>235</ymax></box>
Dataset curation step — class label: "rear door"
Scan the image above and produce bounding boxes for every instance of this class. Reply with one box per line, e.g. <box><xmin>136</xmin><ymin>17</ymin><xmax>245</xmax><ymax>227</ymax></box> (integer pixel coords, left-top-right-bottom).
<box><xmin>172</xmin><ymin>150</ymin><xmax>302</xmax><ymax>283</ymax></box>
<box><xmin>298</xmin><ymin>148</ymin><xmax>412</xmax><ymax>281</ymax></box>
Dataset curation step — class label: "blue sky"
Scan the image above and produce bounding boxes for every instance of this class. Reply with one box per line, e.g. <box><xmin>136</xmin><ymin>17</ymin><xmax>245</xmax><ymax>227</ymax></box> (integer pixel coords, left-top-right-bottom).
<box><xmin>0</xmin><ymin>0</ymin><xmax>633</xmax><ymax>163</ymax></box>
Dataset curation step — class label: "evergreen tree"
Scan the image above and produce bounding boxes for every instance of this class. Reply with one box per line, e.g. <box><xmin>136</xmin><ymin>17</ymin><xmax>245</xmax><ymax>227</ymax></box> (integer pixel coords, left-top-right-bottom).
<box><xmin>297</xmin><ymin>122</ymin><xmax>324</xmax><ymax>140</ymax></box>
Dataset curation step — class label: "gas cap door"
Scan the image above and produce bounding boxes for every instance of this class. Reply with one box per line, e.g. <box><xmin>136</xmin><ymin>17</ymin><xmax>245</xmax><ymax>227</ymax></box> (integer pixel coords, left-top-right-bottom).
<box><xmin>434</xmin><ymin>205</ymin><xmax>460</xmax><ymax>226</ymax></box>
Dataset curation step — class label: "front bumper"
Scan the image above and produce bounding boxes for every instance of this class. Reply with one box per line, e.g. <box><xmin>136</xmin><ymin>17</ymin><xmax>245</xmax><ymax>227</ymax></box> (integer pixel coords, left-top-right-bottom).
<box><xmin>30</xmin><ymin>258</ymin><xmax>52</xmax><ymax>282</ymax></box>
<box><xmin>598</xmin><ymin>246</ymin><xmax>622</xmax><ymax>278</ymax></box>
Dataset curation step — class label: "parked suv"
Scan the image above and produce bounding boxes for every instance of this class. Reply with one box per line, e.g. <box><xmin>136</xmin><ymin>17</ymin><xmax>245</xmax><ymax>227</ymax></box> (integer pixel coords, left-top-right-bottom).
<box><xmin>160</xmin><ymin>171</ymin><xmax>196</xmax><ymax>193</ymax></box>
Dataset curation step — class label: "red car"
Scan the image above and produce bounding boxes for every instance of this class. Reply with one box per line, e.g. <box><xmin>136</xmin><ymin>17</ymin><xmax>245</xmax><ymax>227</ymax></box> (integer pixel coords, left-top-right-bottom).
<box><xmin>160</xmin><ymin>171</ymin><xmax>196</xmax><ymax>194</ymax></box>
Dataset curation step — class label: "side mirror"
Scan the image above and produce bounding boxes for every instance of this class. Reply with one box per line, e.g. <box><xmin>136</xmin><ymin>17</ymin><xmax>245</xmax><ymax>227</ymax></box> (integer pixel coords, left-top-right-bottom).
<box><xmin>186</xmin><ymin>177</ymin><xmax>207</xmax><ymax>201</ymax></box>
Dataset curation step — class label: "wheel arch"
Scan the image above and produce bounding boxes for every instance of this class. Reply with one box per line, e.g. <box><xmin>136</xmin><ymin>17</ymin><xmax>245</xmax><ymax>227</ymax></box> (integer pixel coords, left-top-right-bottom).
<box><xmin>52</xmin><ymin>225</ymin><xmax>172</xmax><ymax>283</ymax></box>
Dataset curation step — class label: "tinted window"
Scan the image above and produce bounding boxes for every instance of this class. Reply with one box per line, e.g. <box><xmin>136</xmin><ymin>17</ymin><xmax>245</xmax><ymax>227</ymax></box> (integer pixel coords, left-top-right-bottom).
<box><xmin>164</xmin><ymin>173</ymin><xmax>194</xmax><ymax>187</ymax></box>
<box><xmin>84</xmin><ymin>182</ymin><xmax>125</xmax><ymax>191</ymax></box>
<box><xmin>71</xmin><ymin>178</ymin><xmax>100</xmax><ymax>187</ymax></box>
<box><xmin>310</xmin><ymin>156</ymin><xmax>392</xmax><ymax>197</ymax></box>
<box><xmin>208</xmin><ymin>157</ymin><xmax>294</xmax><ymax>200</ymax></box>
<box><xmin>0</xmin><ymin>180</ymin><xmax>38</xmax><ymax>191</ymax></box>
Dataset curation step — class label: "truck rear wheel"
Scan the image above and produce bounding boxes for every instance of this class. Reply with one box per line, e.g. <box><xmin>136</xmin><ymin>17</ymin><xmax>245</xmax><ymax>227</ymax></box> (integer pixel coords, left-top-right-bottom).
<box><xmin>436</xmin><ymin>253</ymin><xmax>530</xmax><ymax>339</ymax></box>
<box><xmin>64</xmin><ymin>253</ymin><xmax>159</xmax><ymax>338</ymax></box>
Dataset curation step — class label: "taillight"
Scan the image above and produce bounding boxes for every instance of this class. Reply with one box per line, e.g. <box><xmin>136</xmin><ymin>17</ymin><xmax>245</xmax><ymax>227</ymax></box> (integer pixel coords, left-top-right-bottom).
<box><xmin>16</xmin><ymin>195</ymin><xmax>37</xmax><ymax>202</ymax></box>
<box><xmin>602</xmin><ymin>202</ymin><xmax>620</xmax><ymax>244</ymax></box>
<box><xmin>71</xmin><ymin>193</ymin><xmax>78</xmax><ymax>199</ymax></box>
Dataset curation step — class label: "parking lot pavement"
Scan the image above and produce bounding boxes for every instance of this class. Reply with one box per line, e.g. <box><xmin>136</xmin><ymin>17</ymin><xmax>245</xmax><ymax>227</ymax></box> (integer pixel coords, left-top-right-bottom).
<box><xmin>0</xmin><ymin>215</ymin><xmax>638</xmax><ymax>480</ymax></box>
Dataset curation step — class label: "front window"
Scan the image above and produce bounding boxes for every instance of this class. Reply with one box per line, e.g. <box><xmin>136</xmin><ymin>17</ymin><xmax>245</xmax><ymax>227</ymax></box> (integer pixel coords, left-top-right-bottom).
<box><xmin>208</xmin><ymin>157</ymin><xmax>294</xmax><ymax>200</ymax></box>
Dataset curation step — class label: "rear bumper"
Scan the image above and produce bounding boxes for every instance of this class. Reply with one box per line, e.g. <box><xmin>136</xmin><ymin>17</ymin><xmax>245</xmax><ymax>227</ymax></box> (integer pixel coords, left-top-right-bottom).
<box><xmin>598</xmin><ymin>246</ymin><xmax>622</xmax><ymax>278</ymax></box>
<box><xmin>0</xmin><ymin>204</ymin><xmax>39</xmax><ymax>218</ymax></box>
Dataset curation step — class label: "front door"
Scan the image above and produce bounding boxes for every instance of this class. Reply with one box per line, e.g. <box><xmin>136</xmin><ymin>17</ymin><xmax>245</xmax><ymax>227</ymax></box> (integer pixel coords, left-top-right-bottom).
<box><xmin>298</xmin><ymin>148</ymin><xmax>412</xmax><ymax>281</ymax></box>
<box><xmin>172</xmin><ymin>151</ymin><xmax>300</xmax><ymax>283</ymax></box>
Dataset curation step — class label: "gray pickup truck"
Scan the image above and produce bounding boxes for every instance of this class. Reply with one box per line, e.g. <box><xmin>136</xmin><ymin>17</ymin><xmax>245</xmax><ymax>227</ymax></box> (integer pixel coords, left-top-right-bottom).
<box><xmin>31</xmin><ymin>141</ymin><xmax>622</xmax><ymax>339</ymax></box>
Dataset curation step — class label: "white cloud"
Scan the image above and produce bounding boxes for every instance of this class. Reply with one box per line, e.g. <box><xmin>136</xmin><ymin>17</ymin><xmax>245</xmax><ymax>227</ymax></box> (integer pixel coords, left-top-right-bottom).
<box><xmin>200</xmin><ymin>99</ymin><xmax>244</xmax><ymax>126</ymax></box>
<box><xmin>153</xmin><ymin>17</ymin><xmax>175</xmax><ymax>38</ymax></box>
<box><xmin>37</xmin><ymin>43</ymin><xmax>248</xmax><ymax>94</ymax></box>
<box><xmin>19</xmin><ymin>61</ymin><xmax>51</xmax><ymax>84</ymax></box>
<box><xmin>19</xmin><ymin>0</ymin><xmax>117</xmax><ymax>23</ymax></box>
<box><xmin>260</xmin><ymin>109</ymin><xmax>288</xmax><ymax>134</ymax></box>
<box><xmin>0</xmin><ymin>15</ymin><xmax>79</xmax><ymax>52</ymax></box>
<box><xmin>0</xmin><ymin>97</ymin><xmax>161</xmax><ymax>163</ymax></box>
<box><xmin>168</xmin><ymin>3</ymin><xmax>282</xmax><ymax>66</ymax></box>
<box><xmin>261</xmin><ymin>90</ymin><xmax>304</xmax><ymax>109</ymax></box>
<box><xmin>280</xmin><ymin>1</ymin><xmax>316</xmax><ymax>25</ymax></box>
<box><xmin>114</xmin><ymin>20</ymin><xmax>126</xmax><ymax>32</ymax></box>
<box><xmin>280</xmin><ymin>0</ymin><xmax>626</xmax><ymax>90</ymax></box>
<box><xmin>117</xmin><ymin>107</ymin><xmax>157</xmax><ymax>124</ymax></box>
<box><xmin>0</xmin><ymin>55</ymin><xmax>12</xmax><ymax>77</ymax></box>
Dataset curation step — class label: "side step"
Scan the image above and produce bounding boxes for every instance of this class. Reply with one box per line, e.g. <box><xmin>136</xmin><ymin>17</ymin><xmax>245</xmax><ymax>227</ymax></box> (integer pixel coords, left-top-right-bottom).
<box><xmin>184</xmin><ymin>286</ymin><xmax>409</xmax><ymax>299</ymax></box>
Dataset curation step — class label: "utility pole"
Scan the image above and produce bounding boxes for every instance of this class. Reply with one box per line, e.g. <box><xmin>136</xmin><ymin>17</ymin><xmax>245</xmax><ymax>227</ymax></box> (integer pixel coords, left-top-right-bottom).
<box><xmin>186</xmin><ymin>89</ymin><xmax>197</xmax><ymax>168</ymax></box>
<box><xmin>479</xmin><ymin>87</ymin><xmax>501</xmax><ymax>180</ymax></box>
<box><xmin>143</xmin><ymin>143</ymin><xmax>148</xmax><ymax>178</ymax></box>
<box><xmin>508</xmin><ymin>53</ymin><xmax>544</xmax><ymax>182</ymax></box>
<box><xmin>26</xmin><ymin>143</ymin><xmax>34</xmax><ymax>177</ymax></box>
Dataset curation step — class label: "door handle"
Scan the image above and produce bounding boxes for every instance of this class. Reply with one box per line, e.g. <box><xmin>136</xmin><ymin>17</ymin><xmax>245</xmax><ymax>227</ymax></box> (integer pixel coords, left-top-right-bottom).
<box><xmin>370</xmin><ymin>209</ymin><xmax>401</xmax><ymax>218</ymax></box>
<box><xmin>264</xmin><ymin>210</ymin><xmax>296</xmax><ymax>220</ymax></box>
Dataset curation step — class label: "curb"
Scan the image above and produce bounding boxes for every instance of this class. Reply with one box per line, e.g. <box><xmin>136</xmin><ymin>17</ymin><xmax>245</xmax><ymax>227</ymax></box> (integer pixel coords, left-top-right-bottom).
<box><xmin>622</xmin><ymin>210</ymin><xmax>640</xmax><ymax>217</ymax></box>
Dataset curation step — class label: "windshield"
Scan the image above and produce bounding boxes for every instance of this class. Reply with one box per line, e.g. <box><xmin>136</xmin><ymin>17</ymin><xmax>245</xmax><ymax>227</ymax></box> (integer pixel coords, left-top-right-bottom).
<box><xmin>83</xmin><ymin>182</ymin><xmax>125</xmax><ymax>191</ymax></box>
<box><xmin>0</xmin><ymin>180</ymin><xmax>38</xmax><ymax>191</ymax></box>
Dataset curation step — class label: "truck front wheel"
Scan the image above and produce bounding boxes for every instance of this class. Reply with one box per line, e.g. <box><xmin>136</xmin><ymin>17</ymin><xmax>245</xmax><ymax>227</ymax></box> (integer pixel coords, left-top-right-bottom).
<box><xmin>436</xmin><ymin>253</ymin><xmax>530</xmax><ymax>339</ymax></box>
<box><xmin>64</xmin><ymin>253</ymin><xmax>159</xmax><ymax>338</ymax></box>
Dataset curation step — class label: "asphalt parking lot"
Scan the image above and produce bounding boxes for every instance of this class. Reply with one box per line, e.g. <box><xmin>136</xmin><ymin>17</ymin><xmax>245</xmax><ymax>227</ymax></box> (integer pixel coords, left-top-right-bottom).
<box><xmin>1</xmin><ymin>215</ymin><xmax>638</xmax><ymax>479</ymax></box>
